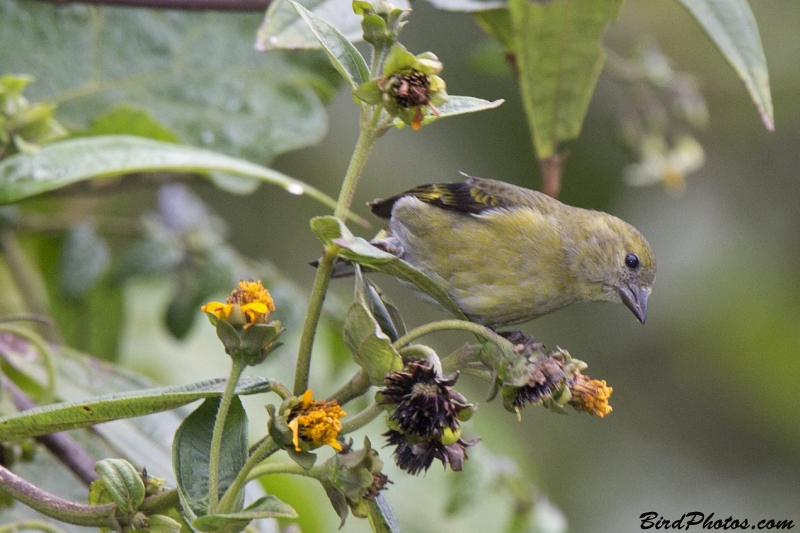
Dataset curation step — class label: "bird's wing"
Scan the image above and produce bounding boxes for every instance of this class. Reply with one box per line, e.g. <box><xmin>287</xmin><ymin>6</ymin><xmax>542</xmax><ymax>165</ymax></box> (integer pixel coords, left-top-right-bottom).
<box><xmin>369</xmin><ymin>175</ymin><xmax>557</xmax><ymax>219</ymax></box>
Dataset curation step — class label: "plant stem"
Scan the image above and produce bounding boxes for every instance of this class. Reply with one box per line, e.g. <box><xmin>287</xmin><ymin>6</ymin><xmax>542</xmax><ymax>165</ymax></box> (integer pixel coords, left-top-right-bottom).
<box><xmin>392</xmin><ymin>319</ymin><xmax>509</xmax><ymax>350</ymax></box>
<box><xmin>246</xmin><ymin>462</ymin><xmax>323</xmax><ymax>482</ymax></box>
<box><xmin>293</xmin><ymin>118</ymin><xmax>380</xmax><ymax>397</ymax></box>
<box><xmin>340</xmin><ymin>402</ymin><xmax>383</xmax><ymax>434</ymax></box>
<box><xmin>0</xmin><ymin>465</ymin><xmax>115</xmax><ymax>527</ymax></box>
<box><xmin>207</xmin><ymin>358</ymin><xmax>247</xmax><ymax>513</ymax></box>
<box><xmin>328</xmin><ymin>369</ymin><xmax>371</xmax><ymax>406</ymax></box>
<box><xmin>0</xmin><ymin>520</ymin><xmax>68</xmax><ymax>533</ymax></box>
<box><xmin>0</xmin><ymin>325</ymin><xmax>57</xmax><ymax>405</ymax></box>
<box><xmin>217</xmin><ymin>437</ymin><xmax>280</xmax><ymax>513</ymax></box>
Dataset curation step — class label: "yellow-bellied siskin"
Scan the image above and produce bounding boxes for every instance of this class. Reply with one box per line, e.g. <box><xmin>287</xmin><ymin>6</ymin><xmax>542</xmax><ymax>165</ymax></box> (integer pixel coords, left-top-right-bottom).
<box><xmin>368</xmin><ymin>175</ymin><xmax>655</xmax><ymax>327</ymax></box>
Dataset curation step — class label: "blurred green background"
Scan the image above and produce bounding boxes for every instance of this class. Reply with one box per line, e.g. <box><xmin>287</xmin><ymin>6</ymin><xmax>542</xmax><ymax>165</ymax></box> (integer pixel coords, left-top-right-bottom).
<box><xmin>4</xmin><ymin>0</ymin><xmax>799</xmax><ymax>531</ymax></box>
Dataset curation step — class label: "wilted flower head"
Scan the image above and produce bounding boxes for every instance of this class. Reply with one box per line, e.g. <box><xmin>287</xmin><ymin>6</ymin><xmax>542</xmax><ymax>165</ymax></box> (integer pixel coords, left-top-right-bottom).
<box><xmin>202</xmin><ymin>279</ymin><xmax>275</xmax><ymax>328</ymax></box>
<box><xmin>287</xmin><ymin>390</ymin><xmax>346</xmax><ymax>452</ymax></box>
<box><xmin>384</xmin><ymin>429</ymin><xmax>478</xmax><ymax>475</ymax></box>
<box><xmin>354</xmin><ymin>43</ymin><xmax>448</xmax><ymax>131</ymax></box>
<box><xmin>494</xmin><ymin>335</ymin><xmax>613</xmax><ymax>418</ymax></box>
<box><xmin>378</xmin><ymin>358</ymin><xmax>478</xmax><ymax>474</ymax></box>
<box><xmin>379</xmin><ymin>359</ymin><xmax>469</xmax><ymax>438</ymax></box>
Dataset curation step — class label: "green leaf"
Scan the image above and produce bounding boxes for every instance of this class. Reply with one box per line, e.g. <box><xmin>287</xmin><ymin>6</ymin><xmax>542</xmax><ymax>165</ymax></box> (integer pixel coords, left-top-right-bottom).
<box><xmin>0</xmin><ymin>377</ymin><xmax>272</xmax><ymax>440</ymax></box>
<box><xmin>58</xmin><ymin>223</ymin><xmax>110</xmax><ymax>301</ymax></box>
<box><xmin>191</xmin><ymin>495</ymin><xmax>298</xmax><ymax>532</ymax></box>
<box><xmin>367</xmin><ymin>493</ymin><xmax>401</xmax><ymax>533</ymax></box>
<box><xmin>0</xmin><ymin>341</ymin><xmax>182</xmax><ymax>484</ymax></box>
<box><xmin>508</xmin><ymin>0</ymin><xmax>624</xmax><ymax>158</ymax></box>
<box><xmin>76</xmin><ymin>105</ymin><xmax>181</xmax><ymax>142</ymax></box>
<box><xmin>310</xmin><ymin>216</ymin><xmax>466</xmax><ymax>319</ymax></box>
<box><xmin>0</xmin><ymin>136</ymin><xmax>338</xmax><ymax>211</ymax></box>
<box><xmin>173</xmin><ymin>397</ymin><xmax>248</xmax><ymax>518</ymax></box>
<box><xmin>474</xmin><ymin>9</ymin><xmax>514</xmax><ymax>49</ymax></box>
<box><xmin>392</xmin><ymin>96</ymin><xmax>505</xmax><ymax>129</ymax></box>
<box><xmin>256</xmin><ymin>0</ymin><xmax>369</xmax><ymax>50</ymax></box>
<box><xmin>355</xmin><ymin>265</ymin><xmax>406</xmax><ymax>343</ymax></box>
<box><xmin>0</xmin><ymin>0</ymin><xmax>339</xmax><ymax>162</ymax></box>
<box><xmin>94</xmin><ymin>458</ymin><xmax>146</xmax><ymax>515</ymax></box>
<box><xmin>344</xmin><ymin>268</ymin><xmax>404</xmax><ymax>385</ymax></box>
<box><xmin>674</xmin><ymin>0</ymin><xmax>773</xmax><ymax>130</ymax></box>
<box><xmin>289</xmin><ymin>1</ymin><xmax>370</xmax><ymax>89</ymax></box>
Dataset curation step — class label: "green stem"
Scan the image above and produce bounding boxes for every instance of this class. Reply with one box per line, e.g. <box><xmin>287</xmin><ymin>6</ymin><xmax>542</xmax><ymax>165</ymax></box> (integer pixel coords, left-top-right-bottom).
<box><xmin>0</xmin><ymin>521</ymin><xmax>68</xmax><ymax>533</ymax></box>
<box><xmin>207</xmin><ymin>358</ymin><xmax>247</xmax><ymax>513</ymax></box>
<box><xmin>246</xmin><ymin>462</ymin><xmax>323</xmax><ymax>483</ymax></box>
<box><xmin>0</xmin><ymin>466</ymin><xmax>177</xmax><ymax>528</ymax></box>
<box><xmin>0</xmin><ymin>324</ymin><xmax>57</xmax><ymax>404</ymax></box>
<box><xmin>293</xmin><ymin>119</ymin><xmax>380</xmax><ymax>397</ymax></box>
<box><xmin>392</xmin><ymin>319</ymin><xmax>510</xmax><ymax>351</ymax></box>
<box><xmin>217</xmin><ymin>437</ymin><xmax>280</xmax><ymax>513</ymax></box>
<box><xmin>340</xmin><ymin>402</ymin><xmax>383</xmax><ymax>434</ymax></box>
<box><xmin>0</xmin><ymin>464</ymin><xmax>115</xmax><ymax>527</ymax></box>
<box><xmin>328</xmin><ymin>369</ymin><xmax>371</xmax><ymax>406</ymax></box>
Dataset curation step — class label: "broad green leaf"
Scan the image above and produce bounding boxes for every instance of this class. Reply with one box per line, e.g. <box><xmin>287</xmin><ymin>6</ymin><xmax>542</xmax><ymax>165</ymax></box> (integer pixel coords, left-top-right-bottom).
<box><xmin>76</xmin><ymin>106</ymin><xmax>181</xmax><ymax>142</ymax></box>
<box><xmin>393</xmin><ymin>96</ymin><xmax>505</xmax><ymax>129</ymax></box>
<box><xmin>508</xmin><ymin>0</ymin><xmax>623</xmax><ymax>158</ymax></box>
<box><xmin>310</xmin><ymin>216</ymin><xmax>466</xmax><ymax>319</ymax></box>
<box><xmin>674</xmin><ymin>0</ymin><xmax>773</xmax><ymax>130</ymax></box>
<box><xmin>343</xmin><ymin>267</ymin><xmax>404</xmax><ymax>385</ymax></box>
<box><xmin>290</xmin><ymin>1</ymin><xmax>370</xmax><ymax>89</ymax></box>
<box><xmin>0</xmin><ymin>377</ymin><xmax>272</xmax><ymax>440</ymax></box>
<box><xmin>0</xmin><ymin>0</ymin><xmax>339</xmax><ymax>162</ymax></box>
<box><xmin>474</xmin><ymin>9</ymin><xmax>514</xmax><ymax>49</ymax></box>
<box><xmin>192</xmin><ymin>495</ymin><xmax>298</xmax><ymax>531</ymax></box>
<box><xmin>173</xmin><ymin>397</ymin><xmax>248</xmax><ymax>518</ymax></box>
<box><xmin>58</xmin><ymin>223</ymin><xmax>110</xmax><ymax>301</ymax></box>
<box><xmin>367</xmin><ymin>493</ymin><xmax>401</xmax><ymax>533</ymax></box>
<box><xmin>0</xmin><ymin>136</ymin><xmax>339</xmax><ymax>211</ymax></box>
<box><xmin>0</xmin><ymin>340</ymin><xmax>185</xmax><ymax>480</ymax></box>
<box><xmin>256</xmin><ymin>0</ymin><xmax>375</xmax><ymax>50</ymax></box>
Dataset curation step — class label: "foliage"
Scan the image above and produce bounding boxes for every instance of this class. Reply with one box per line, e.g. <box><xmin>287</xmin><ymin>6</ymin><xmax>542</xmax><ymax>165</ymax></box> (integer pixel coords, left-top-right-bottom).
<box><xmin>0</xmin><ymin>0</ymin><xmax>773</xmax><ymax>532</ymax></box>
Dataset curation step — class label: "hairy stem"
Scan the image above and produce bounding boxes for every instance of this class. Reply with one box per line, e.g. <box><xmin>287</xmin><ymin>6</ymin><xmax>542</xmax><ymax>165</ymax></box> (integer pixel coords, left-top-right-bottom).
<box><xmin>340</xmin><ymin>402</ymin><xmax>383</xmax><ymax>434</ymax></box>
<box><xmin>0</xmin><ymin>520</ymin><xmax>68</xmax><ymax>533</ymax></box>
<box><xmin>217</xmin><ymin>437</ymin><xmax>280</xmax><ymax>513</ymax></box>
<box><xmin>0</xmin><ymin>466</ymin><xmax>177</xmax><ymax>528</ymax></box>
<box><xmin>207</xmin><ymin>358</ymin><xmax>247</xmax><ymax>513</ymax></box>
<box><xmin>246</xmin><ymin>462</ymin><xmax>323</xmax><ymax>483</ymax></box>
<box><xmin>392</xmin><ymin>319</ymin><xmax>510</xmax><ymax>350</ymax></box>
<box><xmin>328</xmin><ymin>369</ymin><xmax>371</xmax><ymax>406</ymax></box>
<box><xmin>0</xmin><ymin>325</ymin><xmax>57</xmax><ymax>404</ymax></box>
<box><xmin>294</xmin><ymin>118</ymin><xmax>380</xmax><ymax>396</ymax></box>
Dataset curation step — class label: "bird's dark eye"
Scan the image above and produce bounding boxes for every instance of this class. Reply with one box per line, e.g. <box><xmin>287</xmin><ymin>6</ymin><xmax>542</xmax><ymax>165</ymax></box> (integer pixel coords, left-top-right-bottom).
<box><xmin>625</xmin><ymin>253</ymin><xmax>640</xmax><ymax>269</ymax></box>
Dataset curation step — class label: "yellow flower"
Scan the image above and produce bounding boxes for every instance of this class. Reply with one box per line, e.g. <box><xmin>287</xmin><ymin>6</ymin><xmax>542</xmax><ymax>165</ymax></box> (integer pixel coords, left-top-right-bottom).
<box><xmin>287</xmin><ymin>390</ymin><xmax>346</xmax><ymax>452</ymax></box>
<box><xmin>569</xmin><ymin>376</ymin><xmax>613</xmax><ymax>418</ymax></box>
<box><xmin>201</xmin><ymin>280</ymin><xmax>275</xmax><ymax>327</ymax></box>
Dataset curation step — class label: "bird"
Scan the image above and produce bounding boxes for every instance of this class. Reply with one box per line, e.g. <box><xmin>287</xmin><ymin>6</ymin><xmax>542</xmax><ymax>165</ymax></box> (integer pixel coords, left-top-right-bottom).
<box><xmin>367</xmin><ymin>175</ymin><xmax>655</xmax><ymax>328</ymax></box>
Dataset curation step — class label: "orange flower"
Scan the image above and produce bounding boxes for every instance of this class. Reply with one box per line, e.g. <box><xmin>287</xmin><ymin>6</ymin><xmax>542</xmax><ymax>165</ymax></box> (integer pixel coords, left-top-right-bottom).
<box><xmin>569</xmin><ymin>375</ymin><xmax>613</xmax><ymax>418</ymax></box>
<box><xmin>201</xmin><ymin>280</ymin><xmax>275</xmax><ymax>327</ymax></box>
<box><xmin>287</xmin><ymin>390</ymin><xmax>346</xmax><ymax>452</ymax></box>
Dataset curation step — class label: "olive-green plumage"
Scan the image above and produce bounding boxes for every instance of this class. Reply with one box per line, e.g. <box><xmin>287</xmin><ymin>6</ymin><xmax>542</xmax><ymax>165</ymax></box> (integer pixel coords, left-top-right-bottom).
<box><xmin>369</xmin><ymin>176</ymin><xmax>655</xmax><ymax>327</ymax></box>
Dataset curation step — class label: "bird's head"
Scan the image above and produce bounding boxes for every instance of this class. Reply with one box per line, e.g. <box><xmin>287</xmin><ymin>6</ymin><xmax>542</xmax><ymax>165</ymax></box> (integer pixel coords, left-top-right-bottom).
<box><xmin>571</xmin><ymin>214</ymin><xmax>656</xmax><ymax>323</ymax></box>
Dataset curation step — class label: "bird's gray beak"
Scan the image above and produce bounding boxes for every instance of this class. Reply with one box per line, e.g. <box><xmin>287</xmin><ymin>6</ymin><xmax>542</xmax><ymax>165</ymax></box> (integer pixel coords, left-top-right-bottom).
<box><xmin>618</xmin><ymin>284</ymin><xmax>650</xmax><ymax>324</ymax></box>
